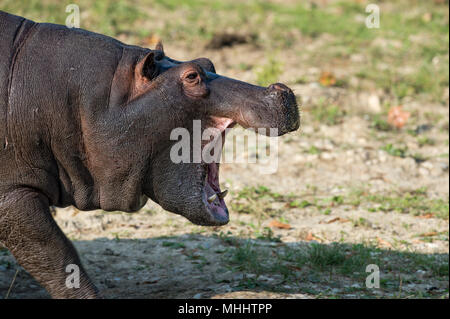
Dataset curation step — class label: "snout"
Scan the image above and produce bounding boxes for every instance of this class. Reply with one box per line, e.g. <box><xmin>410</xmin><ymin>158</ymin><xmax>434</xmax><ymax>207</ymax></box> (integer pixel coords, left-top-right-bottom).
<box><xmin>265</xmin><ymin>83</ymin><xmax>300</xmax><ymax>135</ymax></box>
<box><xmin>206</xmin><ymin>75</ymin><xmax>300</xmax><ymax>136</ymax></box>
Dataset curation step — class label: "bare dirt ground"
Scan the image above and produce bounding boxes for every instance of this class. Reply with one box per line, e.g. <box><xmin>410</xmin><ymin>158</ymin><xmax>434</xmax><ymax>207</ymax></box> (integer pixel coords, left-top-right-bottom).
<box><xmin>0</xmin><ymin>0</ymin><xmax>448</xmax><ymax>299</ymax></box>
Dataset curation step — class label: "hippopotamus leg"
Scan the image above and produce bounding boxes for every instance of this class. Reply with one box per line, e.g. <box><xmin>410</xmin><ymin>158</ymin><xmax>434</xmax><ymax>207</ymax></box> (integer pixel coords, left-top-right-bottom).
<box><xmin>0</xmin><ymin>189</ymin><xmax>99</xmax><ymax>298</ymax></box>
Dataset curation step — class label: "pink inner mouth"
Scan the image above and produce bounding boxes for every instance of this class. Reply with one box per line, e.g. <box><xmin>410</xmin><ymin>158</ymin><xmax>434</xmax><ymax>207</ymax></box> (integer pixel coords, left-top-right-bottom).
<box><xmin>202</xmin><ymin>116</ymin><xmax>235</xmax><ymax>220</ymax></box>
<box><xmin>204</xmin><ymin>162</ymin><xmax>228</xmax><ymax>218</ymax></box>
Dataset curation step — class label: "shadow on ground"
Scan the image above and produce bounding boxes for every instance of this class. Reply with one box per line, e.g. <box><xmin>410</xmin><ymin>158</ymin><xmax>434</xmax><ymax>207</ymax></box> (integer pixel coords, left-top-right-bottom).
<box><xmin>0</xmin><ymin>234</ymin><xmax>448</xmax><ymax>299</ymax></box>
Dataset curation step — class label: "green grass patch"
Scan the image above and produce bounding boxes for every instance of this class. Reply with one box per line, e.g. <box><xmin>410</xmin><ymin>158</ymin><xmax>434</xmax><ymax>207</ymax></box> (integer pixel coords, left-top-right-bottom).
<box><xmin>417</xmin><ymin>136</ymin><xmax>436</xmax><ymax>147</ymax></box>
<box><xmin>232</xmin><ymin>185</ymin><xmax>449</xmax><ymax>219</ymax></box>
<box><xmin>308</xmin><ymin>101</ymin><xmax>346</xmax><ymax>126</ymax></box>
<box><xmin>162</xmin><ymin>241</ymin><xmax>186</xmax><ymax>249</ymax></box>
<box><xmin>255</xmin><ymin>57</ymin><xmax>283</xmax><ymax>86</ymax></box>
<box><xmin>306</xmin><ymin>145</ymin><xmax>322</xmax><ymax>155</ymax></box>
<box><xmin>221</xmin><ymin>238</ymin><xmax>448</xmax><ymax>296</ymax></box>
<box><xmin>231</xmin><ymin>185</ymin><xmax>296</xmax><ymax>217</ymax></box>
<box><xmin>365</xmin><ymin>194</ymin><xmax>449</xmax><ymax>219</ymax></box>
<box><xmin>379</xmin><ymin>143</ymin><xmax>429</xmax><ymax>163</ymax></box>
<box><xmin>370</xmin><ymin>114</ymin><xmax>393</xmax><ymax>132</ymax></box>
<box><xmin>381</xmin><ymin>143</ymin><xmax>409</xmax><ymax>158</ymax></box>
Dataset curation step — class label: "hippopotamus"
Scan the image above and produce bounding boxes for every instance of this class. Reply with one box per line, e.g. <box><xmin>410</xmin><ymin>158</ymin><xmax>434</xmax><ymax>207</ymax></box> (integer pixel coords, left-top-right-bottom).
<box><xmin>0</xmin><ymin>11</ymin><xmax>300</xmax><ymax>298</ymax></box>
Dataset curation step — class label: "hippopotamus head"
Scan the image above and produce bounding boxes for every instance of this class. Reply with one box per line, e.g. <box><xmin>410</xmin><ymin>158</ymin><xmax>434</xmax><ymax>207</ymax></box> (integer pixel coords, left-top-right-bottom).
<box><xmin>104</xmin><ymin>42</ymin><xmax>299</xmax><ymax>226</ymax></box>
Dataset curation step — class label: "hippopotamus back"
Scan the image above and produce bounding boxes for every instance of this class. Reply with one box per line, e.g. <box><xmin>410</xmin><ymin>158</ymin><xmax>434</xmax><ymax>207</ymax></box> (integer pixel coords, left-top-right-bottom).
<box><xmin>0</xmin><ymin>12</ymin><xmax>36</xmax><ymax>188</ymax></box>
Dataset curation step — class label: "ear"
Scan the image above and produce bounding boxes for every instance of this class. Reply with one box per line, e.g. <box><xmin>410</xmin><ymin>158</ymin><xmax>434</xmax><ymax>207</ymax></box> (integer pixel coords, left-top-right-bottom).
<box><xmin>155</xmin><ymin>40</ymin><xmax>164</xmax><ymax>53</ymax></box>
<box><xmin>135</xmin><ymin>52</ymin><xmax>157</xmax><ymax>81</ymax></box>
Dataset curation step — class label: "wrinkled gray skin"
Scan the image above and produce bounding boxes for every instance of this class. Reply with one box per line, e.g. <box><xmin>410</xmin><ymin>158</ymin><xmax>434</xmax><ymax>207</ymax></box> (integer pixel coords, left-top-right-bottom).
<box><xmin>0</xmin><ymin>11</ymin><xmax>300</xmax><ymax>298</ymax></box>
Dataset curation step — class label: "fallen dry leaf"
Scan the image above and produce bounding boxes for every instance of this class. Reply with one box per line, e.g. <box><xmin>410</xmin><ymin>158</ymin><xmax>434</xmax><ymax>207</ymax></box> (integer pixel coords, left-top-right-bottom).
<box><xmin>421</xmin><ymin>232</ymin><xmax>438</xmax><ymax>237</ymax></box>
<box><xmin>321</xmin><ymin>217</ymin><xmax>350</xmax><ymax>224</ymax></box>
<box><xmin>417</xmin><ymin>213</ymin><xmax>435</xmax><ymax>219</ymax></box>
<box><xmin>305</xmin><ymin>232</ymin><xmax>322</xmax><ymax>242</ymax></box>
<box><xmin>376</xmin><ymin>236</ymin><xmax>392</xmax><ymax>248</ymax></box>
<box><xmin>268</xmin><ymin>220</ymin><xmax>292</xmax><ymax>230</ymax></box>
<box><xmin>388</xmin><ymin>106</ymin><xmax>410</xmax><ymax>128</ymax></box>
<box><xmin>320</xmin><ymin>217</ymin><xmax>339</xmax><ymax>224</ymax></box>
<box><xmin>319</xmin><ymin>71</ymin><xmax>337</xmax><ymax>87</ymax></box>
<box><xmin>288</xmin><ymin>265</ymin><xmax>302</xmax><ymax>271</ymax></box>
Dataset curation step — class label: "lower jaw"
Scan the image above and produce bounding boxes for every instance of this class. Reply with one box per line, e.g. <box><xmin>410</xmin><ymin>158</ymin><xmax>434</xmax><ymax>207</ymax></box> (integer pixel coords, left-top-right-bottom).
<box><xmin>204</xmin><ymin>183</ymin><xmax>228</xmax><ymax>221</ymax></box>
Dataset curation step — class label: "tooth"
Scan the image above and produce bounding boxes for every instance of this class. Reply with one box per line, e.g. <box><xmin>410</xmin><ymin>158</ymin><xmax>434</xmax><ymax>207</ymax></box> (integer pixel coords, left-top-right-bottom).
<box><xmin>207</xmin><ymin>194</ymin><xmax>217</xmax><ymax>203</ymax></box>
<box><xmin>218</xmin><ymin>190</ymin><xmax>228</xmax><ymax>199</ymax></box>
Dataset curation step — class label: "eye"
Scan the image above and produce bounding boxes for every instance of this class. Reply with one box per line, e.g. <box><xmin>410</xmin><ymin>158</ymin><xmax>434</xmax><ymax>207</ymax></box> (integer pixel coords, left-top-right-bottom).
<box><xmin>186</xmin><ymin>72</ymin><xmax>198</xmax><ymax>80</ymax></box>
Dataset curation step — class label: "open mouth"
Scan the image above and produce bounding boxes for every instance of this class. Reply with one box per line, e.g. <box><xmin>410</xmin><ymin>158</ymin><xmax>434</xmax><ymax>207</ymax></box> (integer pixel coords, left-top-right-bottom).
<box><xmin>203</xmin><ymin>162</ymin><xmax>229</xmax><ymax>222</ymax></box>
<box><xmin>201</xmin><ymin>117</ymin><xmax>235</xmax><ymax>224</ymax></box>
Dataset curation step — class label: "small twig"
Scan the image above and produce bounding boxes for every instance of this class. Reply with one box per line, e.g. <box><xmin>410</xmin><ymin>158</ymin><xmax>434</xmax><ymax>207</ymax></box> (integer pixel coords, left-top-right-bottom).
<box><xmin>5</xmin><ymin>268</ymin><xmax>19</xmax><ymax>299</ymax></box>
<box><xmin>398</xmin><ymin>275</ymin><xmax>403</xmax><ymax>297</ymax></box>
